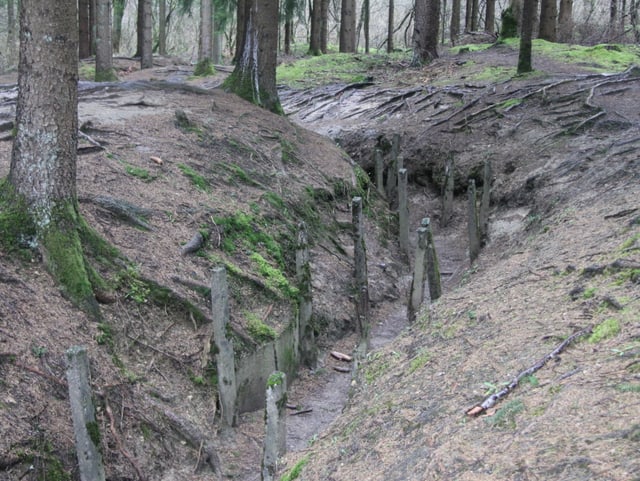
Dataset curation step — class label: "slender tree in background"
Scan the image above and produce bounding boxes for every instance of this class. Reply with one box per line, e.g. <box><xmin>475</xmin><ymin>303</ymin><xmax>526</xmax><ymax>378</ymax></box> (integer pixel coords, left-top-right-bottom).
<box><xmin>363</xmin><ymin>0</ymin><xmax>370</xmax><ymax>53</ymax></box>
<box><xmin>517</xmin><ymin>0</ymin><xmax>537</xmax><ymax>74</ymax></box>
<box><xmin>112</xmin><ymin>0</ymin><xmax>126</xmax><ymax>52</ymax></box>
<box><xmin>224</xmin><ymin>0</ymin><xmax>282</xmax><ymax>113</ymax></box>
<box><xmin>159</xmin><ymin>0</ymin><xmax>167</xmax><ymax>55</ymax></box>
<box><xmin>234</xmin><ymin>0</ymin><xmax>248</xmax><ymax>62</ymax></box>
<box><xmin>196</xmin><ymin>0</ymin><xmax>215</xmax><ymax>74</ymax></box>
<box><xmin>6</xmin><ymin>0</ymin><xmax>101</xmax><ymax>319</ymax></box>
<box><xmin>557</xmin><ymin>0</ymin><xmax>573</xmax><ymax>42</ymax></box>
<box><xmin>538</xmin><ymin>0</ymin><xmax>557</xmax><ymax>40</ymax></box>
<box><xmin>79</xmin><ymin>0</ymin><xmax>92</xmax><ymax>58</ymax></box>
<box><xmin>5</xmin><ymin>0</ymin><xmax>17</xmax><ymax>69</ymax></box>
<box><xmin>140</xmin><ymin>0</ymin><xmax>153</xmax><ymax>68</ymax></box>
<box><xmin>309</xmin><ymin>0</ymin><xmax>323</xmax><ymax>55</ymax></box>
<box><xmin>387</xmin><ymin>0</ymin><xmax>395</xmax><ymax>52</ymax></box>
<box><xmin>412</xmin><ymin>0</ymin><xmax>440</xmax><ymax>65</ymax></box>
<box><xmin>450</xmin><ymin>0</ymin><xmax>460</xmax><ymax>43</ymax></box>
<box><xmin>96</xmin><ymin>0</ymin><xmax>117</xmax><ymax>81</ymax></box>
<box><xmin>320</xmin><ymin>0</ymin><xmax>329</xmax><ymax>52</ymax></box>
<box><xmin>340</xmin><ymin>0</ymin><xmax>357</xmax><ymax>52</ymax></box>
<box><xmin>485</xmin><ymin>0</ymin><xmax>496</xmax><ymax>33</ymax></box>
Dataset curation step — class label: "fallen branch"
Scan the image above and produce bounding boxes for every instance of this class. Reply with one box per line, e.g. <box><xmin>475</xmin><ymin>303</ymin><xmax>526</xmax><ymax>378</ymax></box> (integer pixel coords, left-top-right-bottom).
<box><xmin>330</xmin><ymin>351</ymin><xmax>353</xmax><ymax>362</ymax></box>
<box><xmin>290</xmin><ymin>408</ymin><xmax>313</xmax><ymax>416</ymax></box>
<box><xmin>181</xmin><ymin>231</ymin><xmax>205</xmax><ymax>255</ymax></box>
<box><xmin>466</xmin><ymin>325</ymin><xmax>592</xmax><ymax>417</ymax></box>
<box><xmin>333</xmin><ymin>366</ymin><xmax>351</xmax><ymax>373</ymax></box>
<box><xmin>105</xmin><ymin>399</ymin><xmax>147</xmax><ymax>481</ymax></box>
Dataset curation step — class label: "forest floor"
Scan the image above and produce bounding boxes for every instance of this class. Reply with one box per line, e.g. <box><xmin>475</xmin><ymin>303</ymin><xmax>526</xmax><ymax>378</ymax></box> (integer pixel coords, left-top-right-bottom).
<box><xmin>1</xmin><ymin>41</ymin><xmax>639</xmax><ymax>481</ymax></box>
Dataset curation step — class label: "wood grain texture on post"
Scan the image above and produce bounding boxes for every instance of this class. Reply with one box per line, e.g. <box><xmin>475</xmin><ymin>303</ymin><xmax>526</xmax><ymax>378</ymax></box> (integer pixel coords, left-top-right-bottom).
<box><xmin>422</xmin><ymin>217</ymin><xmax>442</xmax><ymax>301</ymax></box>
<box><xmin>65</xmin><ymin>346</ymin><xmax>106</xmax><ymax>481</ymax></box>
<box><xmin>261</xmin><ymin>371</ymin><xmax>287</xmax><ymax>481</ymax></box>
<box><xmin>468</xmin><ymin>179</ymin><xmax>481</xmax><ymax>263</ymax></box>
<box><xmin>352</xmin><ymin>196</ymin><xmax>370</xmax><ymax>344</ymax></box>
<box><xmin>211</xmin><ymin>266</ymin><xmax>238</xmax><ymax>427</ymax></box>
<box><xmin>409</xmin><ymin>226</ymin><xmax>428</xmax><ymax>321</ymax></box>
<box><xmin>441</xmin><ymin>156</ymin><xmax>454</xmax><ymax>227</ymax></box>
<box><xmin>296</xmin><ymin>222</ymin><xmax>317</xmax><ymax>367</ymax></box>
<box><xmin>374</xmin><ymin>148</ymin><xmax>385</xmax><ymax>196</ymax></box>
<box><xmin>398</xmin><ymin>167</ymin><xmax>409</xmax><ymax>258</ymax></box>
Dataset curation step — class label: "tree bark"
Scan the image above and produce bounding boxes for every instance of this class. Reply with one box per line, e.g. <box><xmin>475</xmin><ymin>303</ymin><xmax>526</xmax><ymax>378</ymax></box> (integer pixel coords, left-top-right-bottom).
<box><xmin>224</xmin><ymin>0</ymin><xmax>282</xmax><ymax>114</ymax></box>
<box><xmin>79</xmin><ymin>0</ymin><xmax>92</xmax><ymax>58</ymax></box>
<box><xmin>320</xmin><ymin>0</ymin><xmax>330</xmax><ymax>52</ymax></box>
<box><xmin>363</xmin><ymin>0</ymin><xmax>370</xmax><ymax>53</ymax></box>
<box><xmin>5</xmin><ymin>0</ymin><xmax>18</xmax><ymax>69</ymax></box>
<box><xmin>199</xmin><ymin>0</ymin><xmax>213</xmax><ymax>62</ymax></box>
<box><xmin>10</xmin><ymin>0</ymin><xmax>100</xmax><ymax>319</ymax></box>
<box><xmin>387</xmin><ymin>0</ymin><xmax>395</xmax><ymax>52</ymax></box>
<box><xmin>557</xmin><ymin>0</ymin><xmax>572</xmax><ymax>41</ymax></box>
<box><xmin>159</xmin><ymin>0</ymin><xmax>167</xmax><ymax>55</ymax></box>
<box><xmin>309</xmin><ymin>0</ymin><xmax>323</xmax><ymax>55</ymax></box>
<box><xmin>538</xmin><ymin>0</ymin><xmax>557</xmax><ymax>41</ymax></box>
<box><xmin>339</xmin><ymin>0</ymin><xmax>357</xmax><ymax>52</ymax></box>
<box><xmin>485</xmin><ymin>0</ymin><xmax>496</xmax><ymax>32</ymax></box>
<box><xmin>517</xmin><ymin>0</ymin><xmax>537</xmax><ymax>74</ymax></box>
<box><xmin>234</xmin><ymin>0</ymin><xmax>248</xmax><ymax>62</ymax></box>
<box><xmin>450</xmin><ymin>0</ymin><xmax>460</xmax><ymax>43</ymax></box>
<box><xmin>412</xmin><ymin>0</ymin><xmax>440</xmax><ymax>65</ymax></box>
<box><xmin>140</xmin><ymin>0</ymin><xmax>153</xmax><ymax>68</ymax></box>
<box><xmin>95</xmin><ymin>0</ymin><xmax>117</xmax><ymax>81</ymax></box>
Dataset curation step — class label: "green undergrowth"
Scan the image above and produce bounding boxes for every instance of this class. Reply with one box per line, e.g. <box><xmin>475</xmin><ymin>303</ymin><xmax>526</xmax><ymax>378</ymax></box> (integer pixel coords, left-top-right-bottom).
<box><xmin>280</xmin><ymin>455</ymin><xmax>310</xmax><ymax>481</ymax></box>
<box><xmin>246</xmin><ymin>311</ymin><xmax>277</xmax><ymax>343</ymax></box>
<box><xmin>178</xmin><ymin>163</ymin><xmax>209</xmax><ymax>191</ymax></box>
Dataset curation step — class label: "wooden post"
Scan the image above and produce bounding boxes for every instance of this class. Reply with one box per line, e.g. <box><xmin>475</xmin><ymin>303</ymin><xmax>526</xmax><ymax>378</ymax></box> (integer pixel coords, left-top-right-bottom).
<box><xmin>261</xmin><ymin>372</ymin><xmax>287</xmax><ymax>481</ymax></box>
<box><xmin>352</xmin><ymin>197</ymin><xmax>370</xmax><ymax>351</ymax></box>
<box><xmin>422</xmin><ymin>217</ymin><xmax>442</xmax><ymax>301</ymax></box>
<box><xmin>468</xmin><ymin>179</ymin><xmax>481</xmax><ymax>263</ymax></box>
<box><xmin>398</xmin><ymin>167</ymin><xmax>409</xmax><ymax>258</ymax></box>
<box><xmin>479</xmin><ymin>159</ymin><xmax>492</xmax><ymax>241</ymax></box>
<box><xmin>211</xmin><ymin>266</ymin><xmax>238</xmax><ymax>427</ymax></box>
<box><xmin>374</xmin><ymin>148</ymin><xmax>385</xmax><ymax>197</ymax></box>
<box><xmin>296</xmin><ymin>222</ymin><xmax>316</xmax><ymax>367</ymax></box>
<box><xmin>65</xmin><ymin>346</ymin><xmax>106</xmax><ymax>481</ymax></box>
<box><xmin>408</xmin><ymin>226</ymin><xmax>428</xmax><ymax>322</ymax></box>
<box><xmin>441</xmin><ymin>156</ymin><xmax>454</xmax><ymax>227</ymax></box>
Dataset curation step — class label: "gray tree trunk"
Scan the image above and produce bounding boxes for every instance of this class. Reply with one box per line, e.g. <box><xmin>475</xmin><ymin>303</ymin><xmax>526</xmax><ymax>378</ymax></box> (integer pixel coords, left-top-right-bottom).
<box><xmin>485</xmin><ymin>0</ymin><xmax>496</xmax><ymax>32</ymax></box>
<box><xmin>112</xmin><ymin>0</ymin><xmax>126</xmax><ymax>52</ymax></box>
<box><xmin>321</xmin><ymin>0</ymin><xmax>330</xmax><ymax>52</ymax></box>
<box><xmin>5</xmin><ymin>0</ymin><xmax>17</xmax><ymax>69</ymax></box>
<box><xmin>517</xmin><ymin>0</ymin><xmax>537</xmax><ymax>74</ymax></box>
<box><xmin>412</xmin><ymin>0</ymin><xmax>440</xmax><ymax>65</ymax></box>
<box><xmin>450</xmin><ymin>0</ymin><xmax>460</xmax><ymax>43</ymax></box>
<box><xmin>261</xmin><ymin>372</ymin><xmax>287</xmax><ymax>481</ymax></box>
<box><xmin>388</xmin><ymin>0</ymin><xmax>395</xmax><ymax>52</ymax></box>
<box><xmin>200</xmin><ymin>0</ymin><xmax>213</xmax><ymax>62</ymax></box>
<box><xmin>140</xmin><ymin>0</ymin><xmax>153</xmax><ymax>69</ymax></box>
<box><xmin>340</xmin><ymin>0</ymin><xmax>357</xmax><ymax>52</ymax></box>
<box><xmin>95</xmin><ymin>0</ymin><xmax>117</xmax><ymax>81</ymax></box>
<box><xmin>310</xmin><ymin>0</ymin><xmax>323</xmax><ymax>55</ymax></box>
<box><xmin>79</xmin><ymin>0</ymin><xmax>92</xmax><ymax>58</ymax></box>
<box><xmin>224</xmin><ymin>0</ymin><xmax>281</xmax><ymax>113</ymax></box>
<box><xmin>557</xmin><ymin>0</ymin><xmax>573</xmax><ymax>42</ymax></box>
<box><xmin>538</xmin><ymin>0</ymin><xmax>557</xmax><ymax>40</ymax></box>
<box><xmin>409</xmin><ymin>226</ymin><xmax>428</xmax><ymax>321</ymax></box>
<box><xmin>159</xmin><ymin>0</ymin><xmax>167</xmax><ymax>55</ymax></box>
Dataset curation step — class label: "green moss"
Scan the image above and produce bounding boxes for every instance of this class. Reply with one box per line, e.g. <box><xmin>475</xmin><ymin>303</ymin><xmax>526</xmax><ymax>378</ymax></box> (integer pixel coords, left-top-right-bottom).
<box><xmin>280</xmin><ymin>138</ymin><xmax>299</xmax><ymax>164</ymax></box>
<box><xmin>0</xmin><ymin>179</ymin><xmax>37</xmax><ymax>255</ymax></box>
<box><xmin>408</xmin><ymin>349</ymin><xmax>432</xmax><ymax>374</ymax></box>
<box><xmin>125</xmin><ymin>164</ymin><xmax>153</xmax><ymax>181</ymax></box>
<box><xmin>499</xmin><ymin>7</ymin><xmax>518</xmax><ymax>39</ymax></box>
<box><xmin>267</xmin><ymin>370</ymin><xmax>285</xmax><ymax>388</ymax></box>
<box><xmin>484</xmin><ymin>399</ymin><xmax>524</xmax><ymax>429</ymax></box>
<box><xmin>616</xmin><ymin>383</ymin><xmax>640</xmax><ymax>393</ymax></box>
<box><xmin>246</xmin><ymin>312</ymin><xmax>277</xmax><ymax>343</ymax></box>
<box><xmin>250</xmin><ymin>252</ymin><xmax>298</xmax><ymax>298</ymax></box>
<box><xmin>193</xmin><ymin>58</ymin><xmax>215</xmax><ymax>77</ymax></box>
<box><xmin>589</xmin><ymin>318</ymin><xmax>621</xmax><ymax>343</ymax></box>
<box><xmin>496</xmin><ymin>98</ymin><xmax>523</xmax><ymax>110</ymax></box>
<box><xmin>38</xmin><ymin>456</ymin><xmax>71</xmax><ymax>481</ymax></box>
<box><xmin>85</xmin><ymin>421</ymin><xmax>101</xmax><ymax>447</ymax></box>
<box><xmin>279</xmin><ymin>455</ymin><xmax>309</xmax><ymax>481</ymax></box>
<box><xmin>223</xmin><ymin>69</ymin><xmax>283</xmax><ymax>115</ymax></box>
<box><xmin>95</xmin><ymin>68</ymin><xmax>118</xmax><ymax>82</ymax></box>
<box><xmin>178</xmin><ymin>163</ymin><xmax>209</xmax><ymax>191</ymax></box>
<box><xmin>115</xmin><ymin>265</ymin><xmax>150</xmax><ymax>303</ymax></box>
<box><xmin>78</xmin><ymin>63</ymin><xmax>95</xmax><ymax>80</ymax></box>
<box><xmin>226</xmin><ymin>163</ymin><xmax>259</xmax><ymax>186</ymax></box>
<box><xmin>583</xmin><ymin>286</ymin><xmax>597</xmax><ymax>299</ymax></box>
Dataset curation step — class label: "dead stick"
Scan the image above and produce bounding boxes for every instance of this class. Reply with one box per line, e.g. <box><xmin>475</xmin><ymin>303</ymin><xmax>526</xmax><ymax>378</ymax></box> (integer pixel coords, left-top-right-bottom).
<box><xmin>291</xmin><ymin>408</ymin><xmax>313</xmax><ymax>416</ymax></box>
<box><xmin>466</xmin><ymin>325</ymin><xmax>592</xmax><ymax>417</ymax></box>
<box><xmin>105</xmin><ymin>400</ymin><xmax>147</xmax><ymax>481</ymax></box>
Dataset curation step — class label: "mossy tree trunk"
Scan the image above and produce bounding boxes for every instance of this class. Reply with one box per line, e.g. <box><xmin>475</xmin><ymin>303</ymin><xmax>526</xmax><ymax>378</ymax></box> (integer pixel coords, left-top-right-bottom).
<box><xmin>223</xmin><ymin>0</ymin><xmax>282</xmax><ymax>114</ymax></box>
<box><xmin>9</xmin><ymin>0</ymin><xmax>101</xmax><ymax>319</ymax></box>
<box><xmin>412</xmin><ymin>0</ymin><xmax>440</xmax><ymax>65</ymax></box>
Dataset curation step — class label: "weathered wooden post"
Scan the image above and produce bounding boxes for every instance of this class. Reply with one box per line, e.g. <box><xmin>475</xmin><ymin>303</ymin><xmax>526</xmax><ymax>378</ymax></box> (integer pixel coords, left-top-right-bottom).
<box><xmin>65</xmin><ymin>346</ymin><xmax>106</xmax><ymax>481</ymax></box>
<box><xmin>468</xmin><ymin>179</ymin><xmax>481</xmax><ymax>263</ymax></box>
<box><xmin>398</xmin><ymin>167</ymin><xmax>409</xmax><ymax>258</ymax></box>
<box><xmin>296</xmin><ymin>222</ymin><xmax>316</xmax><ymax>367</ymax></box>
<box><xmin>479</xmin><ymin>159</ymin><xmax>492</xmax><ymax>240</ymax></box>
<box><xmin>352</xmin><ymin>197</ymin><xmax>370</xmax><ymax>352</ymax></box>
<box><xmin>261</xmin><ymin>371</ymin><xmax>287</xmax><ymax>481</ymax></box>
<box><xmin>211</xmin><ymin>266</ymin><xmax>238</xmax><ymax>427</ymax></box>
<box><xmin>408</xmin><ymin>226</ymin><xmax>428</xmax><ymax>322</ymax></box>
<box><xmin>422</xmin><ymin>217</ymin><xmax>442</xmax><ymax>301</ymax></box>
<box><xmin>374</xmin><ymin>148</ymin><xmax>385</xmax><ymax>197</ymax></box>
<box><xmin>441</xmin><ymin>156</ymin><xmax>455</xmax><ymax>227</ymax></box>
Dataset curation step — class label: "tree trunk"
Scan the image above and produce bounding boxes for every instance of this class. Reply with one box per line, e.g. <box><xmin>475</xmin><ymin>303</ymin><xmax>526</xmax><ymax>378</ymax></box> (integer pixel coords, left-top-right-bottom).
<box><xmin>450</xmin><ymin>0</ymin><xmax>460</xmax><ymax>43</ymax></box>
<box><xmin>223</xmin><ymin>0</ymin><xmax>282</xmax><ymax>114</ymax></box>
<box><xmin>517</xmin><ymin>0</ymin><xmax>537</xmax><ymax>74</ymax></box>
<box><xmin>112</xmin><ymin>0</ymin><xmax>126</xmax><ymax>52</ymax></box>
<box><xmin>412</xmin><ymin>0</ymin><xmax>440</xmax><ymax>65</ymax></box>
<box><xmin>557</xmin><ymin>0</ymin><xmax>572</xmax><ymax>41</ymax></box>
<box><xmin>159</xmin><ymin>0</ymin><xmax>167</xmax><ymax>55</ymax></box>
<box><xmin>485</xmin><ymin>0</ymin><xmax>496</xmax><ymax>32</ymax></box>
<box><xmin>10</xmin><ymin>0</ymin><xmax>100</xmax><ymax>319</ymax></box>
<box><xmin>538</xmin><ymin>0</ymin><xmax>557</xmax><ymax>41</ymax></box>
<box><xmin>364</xmin><ymin>0</ymin><xmax>370</xmax><ymax>53</ymax></box>
<box><xmin>5</xmin><ymin>0</ymin><xmax>18</xmax><ymax>69</ymax></box>
<box><xmin>320</xmin><ymin>0</ymin><xmax>330</xmax><ymax>52</ymax></box>
<box><xmin>96</xmin><ymin>0</ymin><xmax>117</xmax><ymax>81</ymax></box>
<box><xmin>309</xmin><ymin>0</ymin><xmax>323</xmax><ymax>54</ymax></box>
<box><xmin>199</xmin><ymin>0</ymin><xmax>213</xmax><ymax>61</ymax></box>
<box><xmin>465</xmin><ymin>0</ymin><xmax>472</xmax><ymax>30</ymax></box>
<box><xmin>339</xmin><ymin>0</ymin><xmax>357</xmax><ymax>52</ymax></box>
<box><xmin>140</xmin><ymin>0</ymin><xmax>153</xmax><ymax>68</ymax></box>
<box><xmin>135</xmin><ymin>0</ymin><xmax>143</xmax><ymax>57</ymax></box>
<box><xmin>387</xmin><ymin>0</ymin><xmax>395</xmax><ymax>51</ymax></box>
<box><xmin>234</xmin><ymin>0</ymin><xmax>248</xmax><ymax>62</ymax></box>
<box><xmin>79</xmin><ymin>0</ymin><xmax>92</xmax><ymax>58</ymax></box>
<box><xmin>471</xmin><ymin>0</ymin><xmax>479</xmax><ymax>29</ymax></box>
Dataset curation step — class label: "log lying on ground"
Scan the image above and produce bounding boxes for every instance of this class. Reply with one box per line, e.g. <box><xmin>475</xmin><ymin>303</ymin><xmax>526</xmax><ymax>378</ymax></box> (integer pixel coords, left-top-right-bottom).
<box><xmin>81</xmin><ymin>195</ymin><xmax>154</xmax><ymax>231</ymax></box>
<box><xmin>330</xmin><ymin>351</ymin><xmax>353</xmax><ymax>362</ymax></box>
<box><xmin>466</xmin><ymin>325</ymin><xmax>592</xmax><ymax>417</ymax></box>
